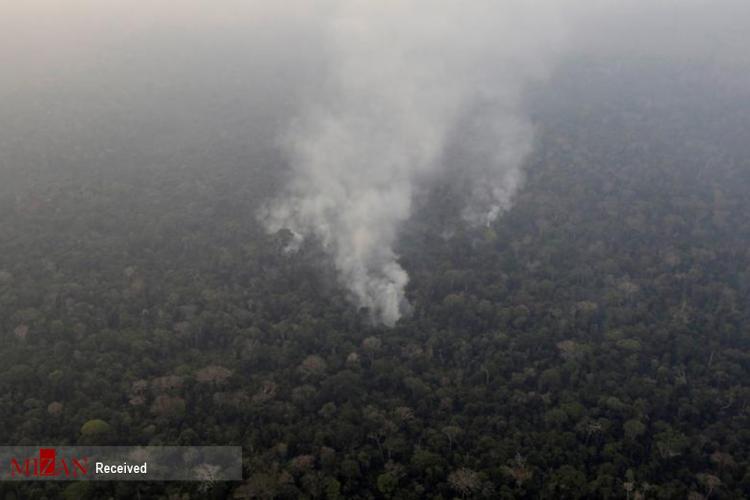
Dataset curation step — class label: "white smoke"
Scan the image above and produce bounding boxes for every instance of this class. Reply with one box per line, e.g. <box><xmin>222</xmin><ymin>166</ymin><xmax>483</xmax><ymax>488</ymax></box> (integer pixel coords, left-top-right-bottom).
<box><xmin>262</xmin><ymin>1</ymin><xmax>569</xmax><ymax>325</ymax></box>
<box><xmin>261</xmin><ymin>1</ymin><xmax>569</xmax><ymax>325</ymax></box>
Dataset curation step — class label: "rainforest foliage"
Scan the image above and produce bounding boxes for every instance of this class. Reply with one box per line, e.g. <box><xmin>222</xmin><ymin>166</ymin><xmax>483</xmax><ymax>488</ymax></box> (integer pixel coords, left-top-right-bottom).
<box><xmin>1</xmin><ymin>61</ymin><xmax>749</xmax><ymax>499</ymax></box>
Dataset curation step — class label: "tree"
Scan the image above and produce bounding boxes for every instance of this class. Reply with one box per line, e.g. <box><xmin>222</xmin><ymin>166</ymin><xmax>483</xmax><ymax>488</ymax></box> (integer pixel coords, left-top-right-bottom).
<box><xmin>448</xmin><ymin>468</ymin><xmax>481</xmax><ymax>498</ymax></box>
<box><xmin>80</xmin><ymin>419</ymin><xmax>112</xmax><ymax>444</ymax></box>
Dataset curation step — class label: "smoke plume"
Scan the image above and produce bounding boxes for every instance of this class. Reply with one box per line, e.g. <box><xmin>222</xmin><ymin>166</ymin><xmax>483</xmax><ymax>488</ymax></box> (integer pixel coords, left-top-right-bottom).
<box><xmin>262</xmin><ymin>1</ymin><xmax>568</xmax><ymax>325</ymax></box>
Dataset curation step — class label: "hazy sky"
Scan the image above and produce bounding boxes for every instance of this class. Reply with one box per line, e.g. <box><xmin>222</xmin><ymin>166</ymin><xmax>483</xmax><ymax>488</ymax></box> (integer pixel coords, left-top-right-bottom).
<box><xmin>2</xmin><ymin>1</ymin><xmax>747</xmax><ymax>150</ymax></box>
<box><xmin>2</xmin><ymin>1</ymin><xmax>747</xmax><ymax>119</ymax></box>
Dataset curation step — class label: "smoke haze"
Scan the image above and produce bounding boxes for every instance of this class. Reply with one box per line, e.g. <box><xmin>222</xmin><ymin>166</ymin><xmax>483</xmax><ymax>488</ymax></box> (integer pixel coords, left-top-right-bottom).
<box><xmin>2</xmin><ymin>1</ymin><xmax>748</xmax><ymax>325</ymax></box>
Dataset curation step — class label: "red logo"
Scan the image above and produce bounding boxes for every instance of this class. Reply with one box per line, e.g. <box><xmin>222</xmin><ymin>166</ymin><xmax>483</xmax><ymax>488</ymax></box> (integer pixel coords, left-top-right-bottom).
<box><xmin>10</xmin><ymin>448</ymin><xmax>89</xmax><ymax>478</ymax></box>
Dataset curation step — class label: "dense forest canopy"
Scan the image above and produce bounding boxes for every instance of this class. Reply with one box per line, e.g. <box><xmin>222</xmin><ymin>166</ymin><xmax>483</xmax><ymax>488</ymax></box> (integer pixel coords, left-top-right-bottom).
<box><xmin>1</xmin><ymin>54</ymin><xmax>749</xmax><ymax>498</ymax></box>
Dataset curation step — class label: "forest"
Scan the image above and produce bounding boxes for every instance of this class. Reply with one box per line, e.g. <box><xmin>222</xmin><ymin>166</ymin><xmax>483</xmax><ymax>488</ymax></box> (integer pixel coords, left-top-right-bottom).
<box><xmin>1</xmin><ymin>58</ymin><xmax>749</xmax><ymax>499</ymax></box>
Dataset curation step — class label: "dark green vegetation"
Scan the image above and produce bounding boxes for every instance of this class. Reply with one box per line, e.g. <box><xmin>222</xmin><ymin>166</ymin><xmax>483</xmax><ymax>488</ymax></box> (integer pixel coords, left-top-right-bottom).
<box><xmin>1</xmin><ymin>61</ymin><xmax>749</xmax><ymax>499</ymax></box>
